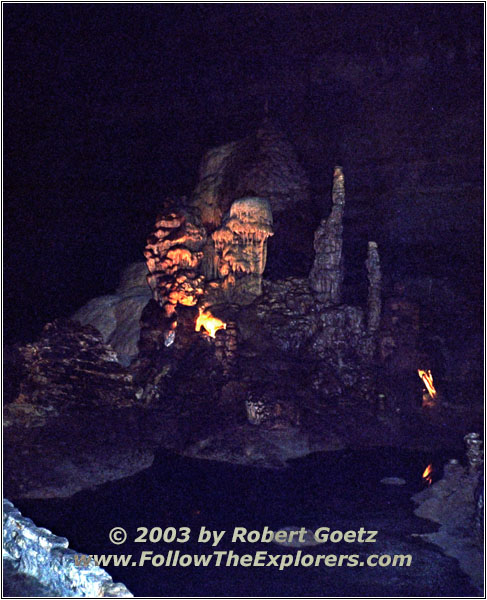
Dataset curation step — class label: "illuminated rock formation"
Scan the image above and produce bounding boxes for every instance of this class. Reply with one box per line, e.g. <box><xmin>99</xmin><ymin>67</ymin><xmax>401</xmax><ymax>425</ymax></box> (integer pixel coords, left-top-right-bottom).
<box><xmin>193</xmin><ymin>119</ymin><xmax>309</xmax><ymax>229</ymax></box>
<box><xmin>207</xmin><ymin>197</ymin><xmax>274</xmax><ymax>303</ymax></box>
<box><xmin>3</xmin><ymin>500</ymin><xmax>133</xmax><ymax>597</ymax></box>
<box><xmin>192</xmin><ymin>141</ymin><xmax>239</xmax><ymax>230</ymax></box>
<box><xmin>309</xmin><ymin>166</ymin><xmax>345</xmax><ymax>304</ymax></box>
<box><xmin>192</xmin><ymin>118</ymin><xmax>313</xmax><ymax>276</ymax></box>
<box><xmin>144</xmin><ymin>204</ymin><xmax>206</xmax><ymax>342</ymax></box>
<box><xmin>365</xmin><ymin>241</ymin><xmax>382</xmax><ymax>333</ymax></box>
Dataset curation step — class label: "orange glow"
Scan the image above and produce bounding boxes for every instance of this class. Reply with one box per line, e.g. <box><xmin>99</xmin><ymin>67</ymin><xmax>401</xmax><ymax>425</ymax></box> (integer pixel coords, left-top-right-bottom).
<box><xmin>418</xmin><ymin>369</ymin><xmax>437</xmax><ymax>399</ymax></box>
<box><xmin>422</xmin><ymin>463</ymin><xmax>433</xmax><ymax>486</ymax></box>
<box><xmin>195</xmin><ymin>308</ymin><xmax>226</xmax><ymax>338</ymax></box>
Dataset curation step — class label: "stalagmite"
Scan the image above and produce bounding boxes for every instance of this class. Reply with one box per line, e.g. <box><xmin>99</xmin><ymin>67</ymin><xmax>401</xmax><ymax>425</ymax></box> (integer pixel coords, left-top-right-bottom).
<box><xmin>309</xmin><ymin>166</ymin><xmax>345</xmax><ymax>305</ymax></box>
<box><xmin>366</xmin><ymin>241</ymin><xmax>382</xmax><ymax>333</ymax></box>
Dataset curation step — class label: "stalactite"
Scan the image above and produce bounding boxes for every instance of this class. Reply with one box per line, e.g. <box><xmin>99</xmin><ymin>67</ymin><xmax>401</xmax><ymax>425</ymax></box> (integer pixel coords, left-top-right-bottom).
<box><xmin>309</xmin><ymin>166</ymin><xmax>345</xmax><ymax>305</ymax></box>
<box><xmin>206</xmin><ymin>197</ymin><xmax>273</xmax><ymax>304</ymax></box>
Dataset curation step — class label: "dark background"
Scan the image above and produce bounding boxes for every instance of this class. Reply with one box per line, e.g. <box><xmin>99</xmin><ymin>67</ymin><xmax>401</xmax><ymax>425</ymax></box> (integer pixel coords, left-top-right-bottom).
<box><xmin>3</xmin><ymin>3</ymin><xmax>484</xmax><ymax>344</ymax></box>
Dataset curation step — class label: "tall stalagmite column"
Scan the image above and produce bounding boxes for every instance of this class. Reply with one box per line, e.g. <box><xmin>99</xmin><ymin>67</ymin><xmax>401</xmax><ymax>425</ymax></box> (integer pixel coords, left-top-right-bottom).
<box><xmin>366</xmin><ymin>241</ymin><xmax>381</xmax><ymax>334</ymax></box>
<box><xmin>309</xmin><ymin>166</ymin><xmax>345</xmax><ymax>305</ymax></box>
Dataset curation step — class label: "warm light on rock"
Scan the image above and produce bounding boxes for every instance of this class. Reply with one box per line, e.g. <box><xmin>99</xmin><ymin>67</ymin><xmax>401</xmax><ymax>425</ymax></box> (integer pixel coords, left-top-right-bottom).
<box><xmin>418</xmin><ymin>369</ymin><xmax>437</xmax><ymax>399</ymax></box>
<box><xmin>209</xmin><ymin>197</ymin><xmax>274</xmax><ymax>302</ymax></box>
<box><xmin>195</xmin><ymin>308</ymin><xmax>227</xmax><ymax>338</ymax></box>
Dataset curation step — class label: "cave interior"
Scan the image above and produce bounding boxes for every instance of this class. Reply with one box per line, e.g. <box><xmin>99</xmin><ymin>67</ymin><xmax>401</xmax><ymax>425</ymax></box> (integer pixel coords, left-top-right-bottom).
<box><xmin>3</xmin><ymin>4</ymin><xmax>484</xmax><ymax>598</ymax></box>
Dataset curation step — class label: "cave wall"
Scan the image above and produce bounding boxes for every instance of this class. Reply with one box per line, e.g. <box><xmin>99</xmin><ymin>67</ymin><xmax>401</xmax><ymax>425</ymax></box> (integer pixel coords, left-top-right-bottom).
<box><xmin>3</xmin><ymin>4</ymin><xmax>482</xmax><ymax>348</ymax></box>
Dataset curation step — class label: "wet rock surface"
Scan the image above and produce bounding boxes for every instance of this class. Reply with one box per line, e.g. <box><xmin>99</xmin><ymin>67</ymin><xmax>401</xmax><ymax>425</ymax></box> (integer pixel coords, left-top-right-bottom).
<box><xmin>3</xmin><ymin>124</ymin><xmax>483</xmax><ymax>511</ymax></box>
<box><xmin>3</xmin><ymin>266</ymin><xmax>483</xmax><ymax>501</ymax></box>
<box><xmin>3</xmin><ymin>499</ymin><xmax>132</xmax><ymax>597</ymax></box>
<box><xmin>12</xmin><ymin>447</ymin><xmax>481</xmax><ymax>597</ymax></box>
<box><xmin>412</xmin><ymin>459</ymin><xmax>484</xmax><ymax>592</ymax></box>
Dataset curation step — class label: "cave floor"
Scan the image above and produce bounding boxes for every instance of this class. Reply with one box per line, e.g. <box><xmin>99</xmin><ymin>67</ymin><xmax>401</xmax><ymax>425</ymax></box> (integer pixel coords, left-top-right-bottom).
<box><xmin>11</xmin><ymin>446</ymin><xmax>482</xmax><ymax>597</ymax></box>
<box><xmin>3</xmin><ymin>397</ymin><xmax>483</xmax><ymax>500</ymax></box>
<box><xmin>3</xmin><ymin>398</ymin><xmax>483</xmax><ymax>597</ymax></box>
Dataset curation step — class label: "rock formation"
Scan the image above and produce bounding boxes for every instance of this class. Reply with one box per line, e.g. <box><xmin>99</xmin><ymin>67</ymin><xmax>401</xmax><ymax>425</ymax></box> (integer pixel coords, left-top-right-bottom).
<box><xmin>191</xmin><ymin>117</ymin><xmax>313</xmax><ymax>277</ymax></box>
<box><xmin>3</xmin><ymin>499</ymin><xmax>133</xmax><ymax>597</ymax></box>
<box><xmin>309</xmin><ymin>166</ymin><xmax>345</xmax><ymax>304</ymax></box>
<box><xmin>206</xmin><ymin>197</ymin><xmax>274</xmax><ymax>303</ymax></box>
<box><xmin>72</xmin><ymin>262</ymin><xmax>152</xmax><ymax>365</ymax></box>
<box><xmin>412</xmin><ymin>452</ymin><xmax>484</xmax><ymax>593</ymax></box>
<box><xmin>4</xmin><ymin>319</ymin><xmax>136</xmax><ymax>426</ymax></box>
<box><xmin>365</xmin><ymin>241</ymin><xmax>382</xmax><ymax>333</ymax></box>
<box><xmin>379</xmin><ymin>282</ymin><xmax>421</xmax><ymax>368</ymax></box>
<box><xmin>144</xmin><ymin>204</ymin><xmax>206</xmax><ymax>343</ymax></box>
<box><xmin>192</xmin><ymin>118</ymin><xmax>309</xmax><ymax>228</ymax></box>
<box><xmin>245</xmin><ymin>392</ymin><xmax>300</xmax><ymax>429</ymax></box>
<box><xmin>214</xmin><ymin>321</ymin><xmax>238</xmax><ymax>377</ymax></box>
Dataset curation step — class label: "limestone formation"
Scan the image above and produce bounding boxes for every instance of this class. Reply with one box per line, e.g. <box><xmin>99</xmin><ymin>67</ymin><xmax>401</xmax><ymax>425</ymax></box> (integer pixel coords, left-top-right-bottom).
<box><xmin>379</xmin><ymin>283</ymin><xmax>421</xmax><ymax>368</ymax></box>
<box><xmin>464</xmin><ymin>432</ymin><xmax>483</xmax><ymax>475</ymax></box>
<box><xmin>245</xmin><ymin>398</ymin><xmax>267</xmax><ymax>425</ymax></box>
<box><xmin>144</xmin><ymin>205</ymin><xmax>206</xmax><ymax>342</ymax></box>
<box><xmin>191</xmin><ymin>118</ymin><xmax>313</xmax><ymax>276</ymax></box>
<box><xmin>72</xmin><ymin>262</ymin><xmax>152</xmax><ymax>365</ymax></box>
<box><xmin>192</xmin><ymin>141</ymin><xmax>239</xmax><ymax>230</ymax></box>
<box><xmin>4</xmin><ymin>319</ymin><xmax>136</xmax><ymax>422</ymax></box>
<box><xmin>3</xmin><ymin>499</ymin><xmax>133</xmax><ymax>597</ymax></box>
<box><xmin>207</xmin><ymin>197</ymin><xmax>274</xmax><ymax>303</ymax></box>
<box><xmin>192</xmin><ymin>118</ymin><xmax>309</xmax><ymax>230</ymax></box>
<box><xmin>365</xmin><ymin>241</ymin><xmax>382</xmax><ymax>333</ymax></box>
<box><xmin>214</xmin><ymin>321</ymin><xmax>238</xmax><ymax>377</ymax></box>
<box><xmin>245</xmin><ymin>393</ymin><xmax>300</xmax><ymax>429</ymax></box>
<box><xmin>309</xmin><ymin>166</ymin><xmax>345</xmax><ymax>304</ymax></box>
<box><xmin>412</xmin><ymin>459</ymin><xmax>484</xmax><ymax>592</ymax></box>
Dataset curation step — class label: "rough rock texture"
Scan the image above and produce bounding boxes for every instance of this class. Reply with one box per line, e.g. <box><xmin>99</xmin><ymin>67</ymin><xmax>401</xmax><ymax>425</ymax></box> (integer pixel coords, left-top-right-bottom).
<box><xmin>191</xmin><ymin>117</ymin><xmax>314</xmax><ymax>277</ymax></box>
<box><xmin>412</xmin><ymin>459</ymin><xmax>484</xmax><ymax>593</ymax></box>
<box><xmin>214</xmin><ymin>322</ymin><xmax>238</xmax><ymax>378</ymax></box>
<box><xmin>193</xmin><ymin>117</ymin><xmax>309</xmax><ymax>229</ymax></box>
<box><xmin>237</xmin><ymin>277</ymin><xmax>374</xmax><ymax>402</ymax></box>
<box><xmin>144</xmin><ymin>203</ymin><xmax>206</xmax><ymax>344</ymax></box>
<box><xmin>239</xmin><ymin>277</ymin><xmax>320</xmax><ymax>354</ymax></box>
<box><xmin>3</xmin><ymin>499</ymin><xmax>133</xmax><ymax>597</ymax></box>
<box><xmin>204</xmin><ymin>197</ymin><xmax>274</xmax><ymax>304</ymax></box>
<box><xmin>72</xmin><ymin>262</ymin><xmax>152</xmax><ymax>365</ymax></box>
<box><xmin>4</xmin><ymin>319</ymin><xmax>136</xmax><ymax>426</ymax></box>
<box><xmin>3</xmin><ymin>559</ymin><xmax>60</xmax><ymax>597</ymax></box>
<box><xmin>130</xmin><ymin>299</ymin><xmax>168</xmax><ymax>387</ymax></box>
<box><xmin>379</xmin><ymin>283</ymin><xmax>422</xmax><ymax>371</ymax></box>
<box><xmin>245</xmin><ymin>396</ymin><xmax>300</xmax><ymax>430</ymax></box>
<box><xmin>309</xmin><ymin>166</ymin><xmax>345</xmax><ymax>304</ymax></box>
<box><xmin>366</xmin><ymin>241</ymin><xmax>381</xmax><ymax>334</ymax></box>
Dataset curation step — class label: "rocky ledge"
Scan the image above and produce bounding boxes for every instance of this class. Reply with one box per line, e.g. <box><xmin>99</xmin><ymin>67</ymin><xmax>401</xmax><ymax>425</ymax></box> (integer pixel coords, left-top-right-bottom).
<box><xmin>3</xmin><ymin>298</ymin><xmax>483</xmax><ymax>500</ymax></box>
<box><xmin>412</xmin><ymin>457</ymin><xmax>484</xmax><ymax>594</ymax></box>
<box><xmin>3</xmin><ymin>499</ymin><xmax>132</xmax><ymax>597</ymax></box>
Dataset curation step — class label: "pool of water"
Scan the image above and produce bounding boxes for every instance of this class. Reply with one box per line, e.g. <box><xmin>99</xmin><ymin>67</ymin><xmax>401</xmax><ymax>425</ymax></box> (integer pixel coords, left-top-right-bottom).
<box><xmin>15</xmin><ymin>447</ymin><xmax>478</xmax><ymax>597</ymax></box>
